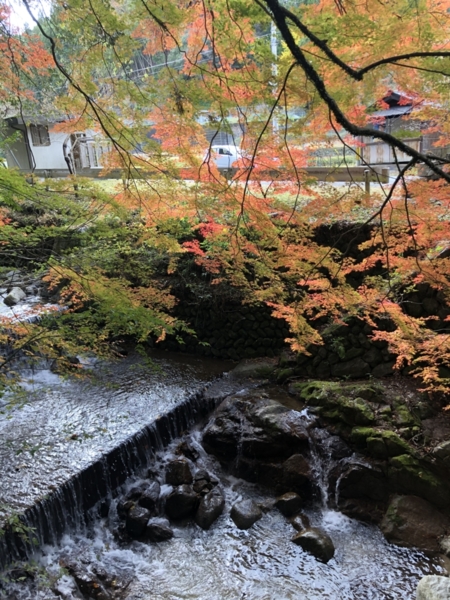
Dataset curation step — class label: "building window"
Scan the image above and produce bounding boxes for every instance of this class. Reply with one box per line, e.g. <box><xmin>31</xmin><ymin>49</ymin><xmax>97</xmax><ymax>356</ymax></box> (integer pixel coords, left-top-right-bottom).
<box><xmin>29</xmin><ymin>124</ymin><xmax>51</xmax><ymax>146</ymax></box>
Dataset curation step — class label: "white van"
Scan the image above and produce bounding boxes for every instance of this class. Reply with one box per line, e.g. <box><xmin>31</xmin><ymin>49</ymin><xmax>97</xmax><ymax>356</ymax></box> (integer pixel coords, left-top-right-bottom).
<box><xmin>205</xmin><ymin>144</ymin><xmax>243</xmax><ymax>169</ymax></box>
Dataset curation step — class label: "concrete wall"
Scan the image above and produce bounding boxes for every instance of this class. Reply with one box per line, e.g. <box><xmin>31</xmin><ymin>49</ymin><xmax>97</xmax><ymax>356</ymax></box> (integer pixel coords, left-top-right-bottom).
<box><xmin>26</xmin><ymin>126</ymin><xmax>68</xmax><ymax>171</ymax></box>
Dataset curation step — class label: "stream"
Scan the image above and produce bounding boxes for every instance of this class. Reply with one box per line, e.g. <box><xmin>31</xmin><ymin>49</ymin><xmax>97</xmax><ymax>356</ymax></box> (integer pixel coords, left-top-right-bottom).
<box><xmin>0</xmin><ymin>352</ymin><xmax>446</xmax><ymax>599</ymax></box>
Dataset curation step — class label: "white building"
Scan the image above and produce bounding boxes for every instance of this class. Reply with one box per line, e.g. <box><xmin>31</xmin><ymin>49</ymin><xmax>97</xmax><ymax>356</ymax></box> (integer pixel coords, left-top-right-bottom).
<box><xmin>2</xmin><ymin>115</ymin><xmax>110</xmax><ymax>177</ymax></box>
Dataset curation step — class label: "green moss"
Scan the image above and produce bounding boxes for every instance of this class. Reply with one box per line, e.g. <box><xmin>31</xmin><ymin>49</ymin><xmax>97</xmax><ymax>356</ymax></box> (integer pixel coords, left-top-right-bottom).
<box><xmin>289</xmin><ymin>381</ymin><xmax>340</xmax><ymax>406</ymax></box>
<box><xmin>384</xmin><ymin>500</ymin><xmax>406</xmax><ymax>528</ymax></box>
<box><xmin>389</xmin><ymin>454</ymin><xmax>450</xmax><ymax>507</ymax></box>
<box><xmin>350</xmin><ymin>428</ymin><xmax>414</xmax><ymax>457</ymax></box>
<box><xmin>392</xmin><ymin>399</ymin><xmax>421</xmax><ymax>427</ymax></box>
<box><xmin>390</xmin><ymin>454</ymin><xmax>427</xmax><ymax>473</ymax></box>
<box><xmin>341</xmin><ymin>382</ymin><xmax>385</xmax><ymax>402</ymax></box>
<box><xmin>339</xmin><ymin>397</ymin><xmax>375</xmax><ymax>425</ymax></box>
<box><xmin>378</xmin><ymin>405</ymin><xmax>392</xmax><ymax>421</ymax></box>
<box><xmin>275</xmin><ymin>368</ymin><xmax>296</xmax><ymax>383</ymax></box>
<box><xmin>350</xmin><ymin>427</ymin><xmax>379</xmax><ymax>446</ymax></box>
<box><xmin>381</xmin><ymin>430</ymin><xmax>413</xmax><ymax>457</ymax></box>
<box><xmin>367</xmin><ymin>436</ymin><xmax>388</xmax><ymax>458</ymax></box>
<box><xmin>320</xmin><ymin>407</ymin><xmax>342</xmax><ymax>421</ymax></box>
<box><xmin>291</xmin><ymin>380</ymin><xmax>385</xmax><ymax>404</ymax></box>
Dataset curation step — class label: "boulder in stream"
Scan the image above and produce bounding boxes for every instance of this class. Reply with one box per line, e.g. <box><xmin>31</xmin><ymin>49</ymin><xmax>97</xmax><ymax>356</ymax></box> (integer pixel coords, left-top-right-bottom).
<box><xmin>193</xmin><ymin>468</ymin><xmax>217</xmax><ymax>494</ymax></box>
<box><xmin>165</xmin><ymin>458</ymin><xmax>193</xmax><ymax>485</ymax></box>
<box><xmin>381</xmin><ymin>495</ymin><xmax>450</xmax><ymax>554</ymax></box>
<box><xmin>137</xmin><ymin>481</ymin><xmax>160</xmax><ymax>512</ymax></box>
<box><xmin>230</xmin><ymin>499</ymin><xmax>262</xmax><ymax>530</ymax></box>
<box><xmin>290</xmin><ymin>513</ymin><xmax>311</xmax><ymax>532</ymax></box>
<box><xmin>195</xmin><ymin>487</ymin><xmax>225</xmax><ymax>530</ymax></box>
<box><xmin>165</xmin><ymin>484</ymin><xmax>199</xmax><ymax>519</ymax></box>
<box><xmin>61</xmin><ymin>558</ymin><xmax>132</xmax><ymax>600</ymax></box>
<box><xmin>146</xmin><ymin>517</ymin><xmax>174</xmax><ymax>542</ymax></box>
<box><xmin>202</xmin><ymin>393</ymin><xmax>309</xmax><ymax>464</ymax></box>
<box><xmin>281</xmin><ymin>454</ymin><xmax>312</xmax><ymax>495</ymax></box>
<box><xmin>117</xmin><ymin>498</ymin><xmax>134</xmax><ymax>520</ymax></box>
<box><xmin>125</xmin><ymin>505</ymin><xmax>151</xmax><ymax>539</ymax></box>
<box><xmin>275</xmin><ymin>492</ymin><xmax>303</xmax><ymax>517</ymax></box>
<box><xmin>4</xmin><ymin>286</ymin><xmax>26</xmax><ymax>306</ymax></box>
<box><xmin>292</xmin><ymin>527</ymin><xmax>335</xmax><ymax>563</ymax></box>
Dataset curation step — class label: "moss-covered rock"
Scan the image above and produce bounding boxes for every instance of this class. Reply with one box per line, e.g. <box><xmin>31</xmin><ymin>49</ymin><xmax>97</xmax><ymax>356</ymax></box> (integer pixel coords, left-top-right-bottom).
<box><xmin>381</xmin><ymin>495</ymin><xmax>450</xmax><ymax>553</ymax></box>
<box><xmin>275</xmin><ymin>368</ymin><xmax>296</xmax><ymax>383</ymax></box>
<box><xmin>338</xmin><ymin>397</ymin><xmax>376</xmax><ymax>426</ymax></box>
<box><xmin>289</xmin><ymin>381</ymin><xmax>379</xmax><ymax>427</ymax></box>
<box><xmin>392</xmin><ymin>398</ymin><xmax>421</xmax><ymax>428</ymax></box>
<box><xmin>350</xmin><ymin>428</ymin><xmax>415</xmax><ymax>458</ymax></box>
<box><xmin>365</xmin><ymin>431</ymin><xmax>413</xmax><ymax>458</ymax></box>
<box><xmin>290</xmin><ymin>380</ymin><xmax>385</xmax><ymax>405</ymax></box>
<box><xmin>388</xmin><ymin>455</ymin><xmax>450</xmax><ymax>509</ymax></box>
<box><xmin>350</xmin><ymin>427</ymin><xmax>380</xmax><ymax>447</ymax></box>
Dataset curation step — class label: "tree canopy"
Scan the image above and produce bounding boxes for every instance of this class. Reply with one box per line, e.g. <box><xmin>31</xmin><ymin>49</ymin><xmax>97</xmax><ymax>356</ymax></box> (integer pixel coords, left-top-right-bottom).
<box><xmin>1</xmin><ymin>0</ymin><xmax>450</xmax><ymax>392</ymax></box>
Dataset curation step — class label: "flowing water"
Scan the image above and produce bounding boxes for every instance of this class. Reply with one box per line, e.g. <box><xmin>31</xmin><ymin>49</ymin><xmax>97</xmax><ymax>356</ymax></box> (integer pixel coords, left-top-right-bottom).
<box><xmin>3</xmin><ymin>429</ymin><xmax>445</xmax><ymax>600</ymax></box>
<box><xmin>0</xmin><ymin>354</ymin><xmax>446</xmax><ymax>599</ymax></box>
<box><xmin>0</xmin><ymin>351</ymin><xmax>234</xmax><ymax>524</ymax></box>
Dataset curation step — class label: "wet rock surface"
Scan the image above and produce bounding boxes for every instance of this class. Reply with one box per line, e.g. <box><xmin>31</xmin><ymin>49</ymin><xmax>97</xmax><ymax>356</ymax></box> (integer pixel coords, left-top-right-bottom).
<box><xmin>125</xmin><ymin>505</ymin><xmax>151</xmax><ymax>539</ymax></box>
<box><xmin>165</xmin><ymin>458</ymin><xmax>193</xmax><ymax>485</ymax></box>
<box><xmin>275</xmin><ymin>492</ymin><xmax>303</xmax><ymax>517</ymax></box>
<box><xmin>230</xmin><ymin>499</ymin><xmax>262</xmax><ymax>530</ymax></box>
<box><xmin>381</xmin><ymin>495</ymin><xmax>450</xmax><ymax>554</ymax></box>
<box><xmin>165</xmin><ymin>484</ymin><xmax>199</xmax><ymax>520</ymax></box>
<box><xmin>201</xmin><ymin>379</ymin><xmax>450</xmax><ymax>555</ymax></box>
<box><xmin>292</xmin><ymin>527</ymin><xmax>335</xmax><ymax>563</ymax></box>
<box><xmin>137</xmin><ymin>481</ymin><xmax>160</xmax><ymax>511</ymax></box>
<box><xmin>60</xmin><ymin>557</ymin><xmax>132</xmax><ymax>600</ymax></box>
<box><xmin>145</xmin><ymin>517</ymin><xmax>174</xmax><ymax>542</ymax></box>
<box><xmin>290</xmin><ymin>512</ymin><xmax>311</xmax><ymax>531</ymax></box>
<box><xmin>4</xmin><ymin>286</ymin><xmax>26</xmax><ymax>306</ymax></box>
<box><xmin>1</xmin><ymin>362</ymin><xmax>449</xmax><ymax>598</ymax></box>
<box><xmin>202</xmin><ymin>390</ymin><xmax>314</xmax><ymax>498</ymax></box>
<box><xmin>195</xmin><ymin>487</ymin><xmax>225</xmax><ymax>530</ymax></box>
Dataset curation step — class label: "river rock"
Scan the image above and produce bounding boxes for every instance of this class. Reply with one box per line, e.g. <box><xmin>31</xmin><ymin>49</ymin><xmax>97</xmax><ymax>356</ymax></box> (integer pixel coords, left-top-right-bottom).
<box><xmin>165</xmin><ymin>484</ymin><xmax>198</xmax><ymax>519</ymax></box>
<box><xmin>387</xmin><ymin>454</ymin><xmax>450</xmax><ymax>509</ymax></box>
<box><xmin>137</xmin><ymin>481</ymin><xmax>160</xmax><ymax>512</ymax></box>
<box><xmin>193</xmin><ymin>469</ymin><xmax>215</xmax><ymax>494</ymax></box>
<box><xmin>195</xmin><ymin>487</ymin><xmax>225</xmax><ymax>530</ymax></box>
<box><xmin>416</xmin><ymin>575</ymin><xmax>450</xmax><ymax>600</ymax></box>
<box><xmin>116</xmin><ymin>498</ymin><xmax>134</xmax><ymax>519</ymax></box>
<box><xmin>4</xmin><ymin>286</ymin><xmax>26</xmax><ymax>306</ymax></box>
<box><xmin>230</xmin><ymin>499</ymin><xmax>262</xmax><ymax>530</ymax></box>
<box><xmin>292</xmin><ymin>527</ymin><xmax>335</xmax><ymax>563</ymax></box>
<box><xmin>290</xmin><ymin>513</ymin><xmax>311</xmax><ymax>532</ymax></box>
<box><xmin>175</xmin><ymin>439</ymin><xmax>200</xmax><ymax>462</ymax></box>
<box><xmin>275</xmin><ymin>492</ymin><xmax>303</xmax><ymax>517</ymax></box>
<box><xmin>202</xmin><ymin>393</ymin><xmax>309</xmax><ymax>464</ymax></box>
<box><xmin>61</xmin><ymin>558</ymin><xmax>131</xmax><ymax>600</ymax></box>
<box><xmin>146</xmin><ymin>517</ymin><xmax>174</xmax><ymax>542</ymax></box>
<box><xmin>126</xmin><ymin>505</ymin><xmax>151</xmax><ymax>539</ymax></box>
<box><xmin>281</xmin><ymin>454</ymin><xmax>312</xmax><ymax>494</ymax></box>
<box><xmin>334</xmin><ymin>462</ymin><xmax>390</xmax><ymax>505</ymax></box>
<box><xmin>381</xmin><ymin>495</ymin><xmax>450</xmax><ymax>554</ymax></box>
<box><xmin>165</xmin><ymin>458</ymin><xmax>193</xmax><ymax>485</ymax></box>
<box><xmin>125</xmin><ymin>482</ymin><xmax>148</xmax><ymax>501</ymax></box>
<box><xmin>432</xmin><ymin>440</ymin><xmax>450</xmax><ymax>462</ymax></box>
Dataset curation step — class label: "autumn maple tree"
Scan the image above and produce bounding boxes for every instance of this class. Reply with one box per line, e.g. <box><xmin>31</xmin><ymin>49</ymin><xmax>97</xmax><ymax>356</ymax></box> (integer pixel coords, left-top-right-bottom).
<box><xmin>1</xmin><ymin>0</ymin><xmax>450</xmax><ymax>391</ymax></box>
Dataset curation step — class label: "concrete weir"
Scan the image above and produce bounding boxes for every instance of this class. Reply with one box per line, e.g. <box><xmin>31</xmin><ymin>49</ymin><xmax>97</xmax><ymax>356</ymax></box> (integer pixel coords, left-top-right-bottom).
<box><xmin>0</xmin><ymin>355</ymin><xmax>243</xmax><ymax>569</ymax></box>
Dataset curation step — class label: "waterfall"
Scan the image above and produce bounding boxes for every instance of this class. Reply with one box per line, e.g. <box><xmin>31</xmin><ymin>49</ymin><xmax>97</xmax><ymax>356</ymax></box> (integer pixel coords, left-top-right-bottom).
<box><xmin>0</xmin><ymin>385</ymin><xmax>228</xmax><ymax>569</ymax></box>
